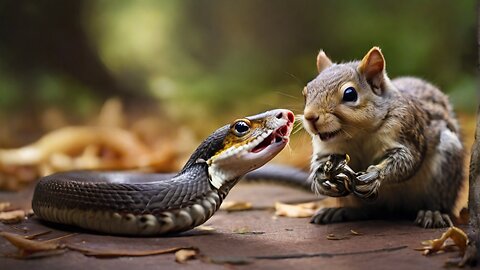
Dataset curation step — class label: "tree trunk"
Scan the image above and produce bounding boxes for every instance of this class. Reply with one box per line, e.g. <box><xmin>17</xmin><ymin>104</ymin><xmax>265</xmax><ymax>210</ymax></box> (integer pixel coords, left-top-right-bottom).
<box><xmin>466</xmin><ymin>105</ymin><xmax>480</xmax><ymax>266</ymax></box>
<box><xmin>464</xmin><ymin>5</ymin><xmax>480</xmax><ymax>265</ymax></box>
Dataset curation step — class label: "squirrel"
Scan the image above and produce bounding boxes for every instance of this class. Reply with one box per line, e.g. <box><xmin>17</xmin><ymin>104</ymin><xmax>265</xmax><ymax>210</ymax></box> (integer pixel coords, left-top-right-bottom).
<box><xmin>301</xmin><ymin>47</ymin><xmax>465</xmax><ymax>228</ymax></box>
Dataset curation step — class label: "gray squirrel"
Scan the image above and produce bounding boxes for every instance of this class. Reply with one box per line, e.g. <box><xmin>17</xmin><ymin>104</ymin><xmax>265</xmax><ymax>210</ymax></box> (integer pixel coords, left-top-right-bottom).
<box><xmin>301</xmin><ymin>47</ymin><xmax>465</xmax><ymax>228</ymax></box>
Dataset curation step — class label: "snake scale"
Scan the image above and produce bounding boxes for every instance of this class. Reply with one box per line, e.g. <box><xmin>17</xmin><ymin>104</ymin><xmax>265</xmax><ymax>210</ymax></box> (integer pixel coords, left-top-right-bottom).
<box><xmin>32</xmin><ymin>109</ymin><xmax>295</xmax><ymax>235</ymax></box>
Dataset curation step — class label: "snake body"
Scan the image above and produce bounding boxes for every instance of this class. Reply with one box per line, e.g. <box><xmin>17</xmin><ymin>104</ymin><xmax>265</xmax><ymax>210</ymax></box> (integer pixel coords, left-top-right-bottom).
<box><xmin>32</xmin><ymin>109</ymin><xmax>294</xmax><ymax>235</ymax></box>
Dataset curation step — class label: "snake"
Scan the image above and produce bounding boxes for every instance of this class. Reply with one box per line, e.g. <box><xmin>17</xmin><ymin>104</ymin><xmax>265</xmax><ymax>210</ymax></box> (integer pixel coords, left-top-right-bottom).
<box><xmin>32</xmin><ymin>109</ymin><xmax>295</xmax><ymax>236</ymax></box>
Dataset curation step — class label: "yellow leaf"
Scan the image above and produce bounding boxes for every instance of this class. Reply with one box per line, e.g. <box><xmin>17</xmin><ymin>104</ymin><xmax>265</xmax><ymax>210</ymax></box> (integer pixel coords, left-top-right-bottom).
<box><xmin>0</xmin><ymin>210</ymin><xmax>25</xmax><ymax>224</ymax></box>
<box><xmin>274</xmin><ymin>202</ymin><xmax>316</xmax><ymax>218</ymax></box>
<box><xmin>419</xmin><ymin>226</ymin><xmax>468</xmax><ymax>256</ymax></box>
<box><xmin>0</xmin><ymin>231</ymin><xmax>62</xmax><ymax>253</ymax></box>
<box><xmin>220</xmin><ymin>201</ymin><xmax>253</xmax><ymax>211</ymax></box>
<box><xmin>175</xmin><ymin>248</ymin><xmax>198</xmax><ymax>263</ymax></box>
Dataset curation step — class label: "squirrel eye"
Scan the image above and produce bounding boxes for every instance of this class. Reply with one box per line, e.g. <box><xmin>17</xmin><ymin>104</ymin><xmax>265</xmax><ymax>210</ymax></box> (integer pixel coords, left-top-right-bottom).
<box><xmin>342</xmin><ymin>87</ymin><xmax>358</xmax><ymax>102</ymax></box>
<box><xmin>232</xmin><ymin>120</ymin><xmax>250</xmax><ymax>136</ymax></box>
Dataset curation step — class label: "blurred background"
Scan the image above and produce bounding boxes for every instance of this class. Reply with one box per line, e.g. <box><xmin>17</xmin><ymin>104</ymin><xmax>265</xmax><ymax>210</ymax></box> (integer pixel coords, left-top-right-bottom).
<box><xmin>0</xmin><ymin>0</ymin><xmax>477</xmax><ymax>190</ymax></box>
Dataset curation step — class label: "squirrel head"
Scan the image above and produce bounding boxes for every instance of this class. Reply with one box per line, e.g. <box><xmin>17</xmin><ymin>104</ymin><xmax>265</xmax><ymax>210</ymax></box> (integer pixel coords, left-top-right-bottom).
<box><xmin>303</xmin><ymin>47</ymin><xmax>392</xmax><ymax>142</ymax></box>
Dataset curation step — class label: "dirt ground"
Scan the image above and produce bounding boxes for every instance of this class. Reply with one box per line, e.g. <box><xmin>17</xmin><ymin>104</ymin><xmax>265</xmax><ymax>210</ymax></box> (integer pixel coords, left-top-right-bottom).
<box><xmin>0</xmin><ymin>182</ymin><xmax>471</xmax><ymax>270</ymax></box>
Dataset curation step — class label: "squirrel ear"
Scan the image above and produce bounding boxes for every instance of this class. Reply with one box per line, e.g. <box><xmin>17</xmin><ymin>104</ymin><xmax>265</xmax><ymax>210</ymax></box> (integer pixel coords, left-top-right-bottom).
<box><xmin>316</xmin><ymin>50</ymin><xmax>333</xmax><ymax>73</ymax></box>
<box><xmin>358</xmin><ymin>47</ymin><xmax>385</xmax><ymax>93</ymax></box>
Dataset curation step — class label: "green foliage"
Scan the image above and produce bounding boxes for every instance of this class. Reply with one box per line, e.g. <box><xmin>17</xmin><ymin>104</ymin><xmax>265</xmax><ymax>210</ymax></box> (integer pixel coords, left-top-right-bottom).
<box><xmin>0</xmin><ymin>70</ymin><xmax>22</xmax><ymax>110</ymax></box>
<box><xmin>0</xmin><ymin>0</ymin><xmax>476</xmax><ymax>123</ymax></box>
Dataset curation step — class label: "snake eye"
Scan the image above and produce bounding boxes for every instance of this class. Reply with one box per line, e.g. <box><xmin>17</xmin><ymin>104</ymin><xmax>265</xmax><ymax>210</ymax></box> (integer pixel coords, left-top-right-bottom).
<box><xmin>342</xmin><ymin>87</ymin><xmax>358</xmax><ymax>103</ymax></box>
<box><xmin>232</xmin><ymin>120</ymin><xmax>251</xmax><ymax>136</ymax></box>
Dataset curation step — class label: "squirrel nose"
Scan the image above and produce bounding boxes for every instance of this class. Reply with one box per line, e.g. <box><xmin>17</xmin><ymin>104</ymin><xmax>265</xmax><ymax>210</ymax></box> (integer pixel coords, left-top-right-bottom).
<box><xmin>304</xmin><ymin>111</ymin><xmax>319</xmax><ymax>123</ymax></box>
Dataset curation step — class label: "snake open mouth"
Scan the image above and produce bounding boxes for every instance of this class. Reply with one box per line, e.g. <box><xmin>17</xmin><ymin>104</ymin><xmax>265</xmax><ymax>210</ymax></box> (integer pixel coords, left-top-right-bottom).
<box><xmin>318</xmin><ymin>129</ymin><xmax>340</xmax><ymax>141</ymax></box>
<box><xmin>251</xmin><ymin>125</ymin><xmax>290</xmax><ymax>153</ymax></box>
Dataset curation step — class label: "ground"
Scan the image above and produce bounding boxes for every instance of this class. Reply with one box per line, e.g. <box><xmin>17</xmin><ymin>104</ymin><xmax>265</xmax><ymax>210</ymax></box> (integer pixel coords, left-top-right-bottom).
<box><xmin>0</xmin><ymin>182</ymin><xmax>471</xmax><ymax>270</ymax></box>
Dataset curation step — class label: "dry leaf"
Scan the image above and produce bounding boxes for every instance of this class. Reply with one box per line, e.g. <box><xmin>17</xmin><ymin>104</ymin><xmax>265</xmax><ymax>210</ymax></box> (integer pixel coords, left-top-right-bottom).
<box><xmin>233</xmin><ymin>227</ymin><xmax>251</xmax><ymax>234</ymax></box>
<box><xmin>1</xmin><ymin>231</ymin><xmax>196</xmax><ymax>259</ymax></box>
<box><xmin>294</xmin><ymin>202</ymin><xmax>323</xmax><ymax>209</ymax></box>
<box><xmin>232</xmin><ymin>227</ymin><xmax>264</xmax><ymax>235</ymax></box>
<box><xmin>66</xmin><ymin>245</ymin><xmax>192</xmax><ymax>258</ymax></box>
<box><xmin>0</xmin><ymin>231</ymin><xmax>63</xmax><ymax>256</ymax></box>
<box><xmin>196</xmin><ymin>225</ymin><xmax>216</xmax><ymax>231</ymax></box>
<box><xmin>350</xmin><ymin>229</ymin><xmax>362</xmax><ymax>236</ymax></box>
<box><xmin>418</xmin><ymin>226</ymin><xmax>468</xmax><ymax>256</ymax></box>
<box><xmin>274</xmin><ymin>199</ymin><xmax>340</xmax><ymax>218</ymax></box>
<box><xmin>0</xmin><ymin>210</ymin><xmax>26</xmax><ymax>224</ymax></box>
<box><xmin>26</xmin><ymin>209</ymin><xmax>34</xmax><ymax>217</ymax></box>
<box><xmin>175</xmin><ymin>248</ymin><xmax>198</xmax><ymax>263</ymax></box>
<box><xmin>274</xmin><ymin>202</ymin><xmax>316</xmax><ymax>218</ymax></box>
<box><xmin>0</xmin><ymin>202</ymin><xmax>11</xmax><ymax>211</ymax></box>
<box><xmin>326</xmin><ymin>233</ymin><xmax>350</xmax><ymax>240</ymax></box>
<box><xmin>24</xmin><ymin>231</ymin><xmax>52</xmax><ymax>240</ymax></box>
<box><xmin>97</xmin><ymin>98</ymin><xmax>125</xmax><ymax>128</ymax></box>
<box><xmin>0</xmin><ymin>99</ymin><xmax>191</xmax><ymax>191</ymax></box>
<box><xmin>220</xmin><ymin>201</ymin><xmax>253</xmax><ymax>211</ymax></box>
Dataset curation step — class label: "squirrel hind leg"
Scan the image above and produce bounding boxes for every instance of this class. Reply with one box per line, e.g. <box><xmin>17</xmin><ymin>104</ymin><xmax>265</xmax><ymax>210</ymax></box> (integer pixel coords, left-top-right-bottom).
<box><xmin>414</xmin><ymin>210</ymin><xmax>453</xmax><ymax>228</ymax></box>
<box><xmin>310</xmin><ymin>207</ymin><xmax>371</xmax><ymax>224</ymax></box>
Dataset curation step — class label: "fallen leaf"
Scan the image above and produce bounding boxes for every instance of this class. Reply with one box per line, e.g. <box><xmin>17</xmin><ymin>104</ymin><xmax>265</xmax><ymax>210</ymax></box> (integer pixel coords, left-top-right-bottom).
<box><xmin>0</xmin><ymin>210</ymin><xmax>26</xmax><ymax>224</ymax></box>
<box><xmin>233</xmin><ymin>227</ymin><xmax>251</xmax><ymax>234</ymax></box>
<box><xmin>66</xmin><ymin>245</ymin><xmax>193</xmax><ymax>258</ymax></box>
<box><xmin>175</xmin><ymin>248</ymin><xmax>198</xmax><ymax>263</ymax></box>
<box><xmin>0</xmin><ymin>202</ymin><xmax>11</xmax><ymax>211</ymax></box>
<box><xmin>294</xmin><ymin>202</ymin><xmax>322</xmax><ymax>209</ymax></box>
<box><xmin>350</xmin><ymin>229</ymin><xmax>362</xmax><ymax>236</ymax></box>
<box><xmin>418</xmin><ymin>226</ymin><xmax>468</xmax><ymax>256</ymax></box>
<box><xmin>231</xmin><ymin>226</ymin><xmax>264</xmax><ymax>235</ymax></box>
<box><xmin>326</xmin><ymin>233</ymin><xmax>350</xmax><ymax>240</ymax></box>
<box><xmin>220</xmin><ymin>201</ymin><xmax>253</xmax><ymax>211</ymax></box>
<box><xmin>0</xmin><ymin>231</ymin><xmax>63</xmax><ymax>257</ymax></box>
<box><xmin>26</xmin><ymin>209</ymin><xmax>34</xmax><ymax>217</ymax></box>
<box><xmin>24</xmin><ymin>231</ymin><xmax>52</xmax><ymax>240</ymax></box>
<box><xmin>274</xmin><ymin>202</ymin><xmax>316</xmax><ymax>218</ymax></box>
<box><xmin>196</xmin><ymin>225</ymin><xmax>216</xmax><ymax>231</ymax></box>
<box><xmin>1</xmin><ymin>230</ymin><xmax>194</xmax><ymax>259</ymax></box>
<box><xmin>274</xmin><ymin>199</ymin><xmax>340</xmax><ymax>218</ymax></box>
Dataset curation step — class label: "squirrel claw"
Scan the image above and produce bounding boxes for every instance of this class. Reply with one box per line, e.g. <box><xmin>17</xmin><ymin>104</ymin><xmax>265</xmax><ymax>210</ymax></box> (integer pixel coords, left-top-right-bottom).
<box><xmin>349</xmin><ymin>170</ymin><xmax>380</xmax><ymax>201</ymax></box>
<box><xmin>356</xmin><ymin>171</ymin><xmax>379</xmax><ymax>183</ymax></box>
<box><xmin>352</xmin><ymin>180</ymin><xmax>380</xmax><ymax>201</ymax></box>
<box><xmin>415</xmin><ymin>210</ymin><xmax>452</xmax><ymax>228</ymax></box>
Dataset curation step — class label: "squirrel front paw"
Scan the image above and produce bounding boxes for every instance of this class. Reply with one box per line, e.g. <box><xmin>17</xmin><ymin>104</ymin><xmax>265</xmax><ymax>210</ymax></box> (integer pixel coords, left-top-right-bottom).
<box><xmin>311</xmin><ymin>176</ymin><xmax>350</xmax><ymax>197</ymax></box>
<box><xmin>310</xmin><ymin>154</ymin><xmax>351</xmax><ymax>197</ymax></box>
<box><xmin>310</xmin><ymin>154</ymin><xmax>382</xmax><ymax>201</ymax></box>
<box><xmin>351</xmin><ymin>169</ymin><xmax>381</xmax><ymax>201</ymax></box>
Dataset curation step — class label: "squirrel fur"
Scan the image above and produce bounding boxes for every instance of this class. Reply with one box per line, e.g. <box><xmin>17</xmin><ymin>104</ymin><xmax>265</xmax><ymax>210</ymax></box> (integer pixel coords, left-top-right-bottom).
<box><xmin>302</xmin><ymin>47</ymin><xmax>465</xmax><ymax>228</ymax></box>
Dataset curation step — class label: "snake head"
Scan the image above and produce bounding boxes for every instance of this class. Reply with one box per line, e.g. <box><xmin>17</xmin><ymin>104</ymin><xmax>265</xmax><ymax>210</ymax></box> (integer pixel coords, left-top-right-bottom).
<box><xmin>206</xmin><ymin>109</ymin><xmax>295</xmax><ymax>189</ymax></box>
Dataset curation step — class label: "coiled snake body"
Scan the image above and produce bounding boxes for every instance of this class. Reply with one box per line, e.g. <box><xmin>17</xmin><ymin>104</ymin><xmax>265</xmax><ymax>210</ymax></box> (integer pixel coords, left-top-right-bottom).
<box><xmin>32</xmin><ymin>109</ymin><xmax>294</xmax><ymax>235</ymax></box>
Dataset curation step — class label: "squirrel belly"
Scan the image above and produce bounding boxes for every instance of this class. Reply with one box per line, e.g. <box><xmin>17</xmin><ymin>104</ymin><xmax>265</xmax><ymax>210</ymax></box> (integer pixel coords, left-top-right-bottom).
<box><xmin>303</xmin><ymin>47</ymin><xmax>465</xmax><ymax>228</ymax></box>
